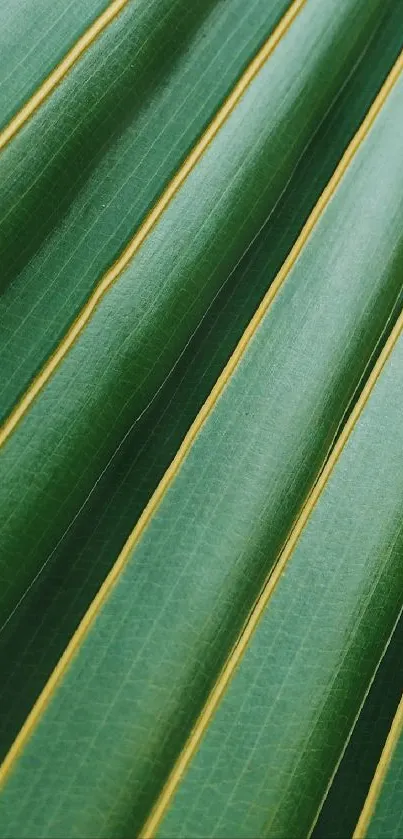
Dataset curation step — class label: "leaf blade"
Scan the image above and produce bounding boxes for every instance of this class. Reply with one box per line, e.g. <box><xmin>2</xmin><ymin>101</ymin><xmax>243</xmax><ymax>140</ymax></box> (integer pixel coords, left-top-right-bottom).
<box><xmin>0</xmin><ymin>0</ymin><xmax>384</xmax><ymax>630</ymax></box>
<box><xmin>0</xmin><ymin>0</ymin><xmax>294</xmax><ymax>416</ymax></box>
<box><xmin>354</xmin><ymin>696</ymin><xmax>403</xmax><ymax>839</ymax></box>
<box><xmin>2</xmin><ymin>34</ymin><xmax>403</xmax><ymax>838</ymax></box>
<box><xmin>0</xmin><ymin>0</ymin><xmax>117</xmax><ymax>132</ymax></box>
<box><xmin>313</xmin><ymin>613</ymin><xmax>403</xmax><ymax>839</ymax></box>
<box><xmin>1</xmin><ymin>0</ymin><xmax>402</xmax><ymax>761</ymax></box>
<box><xmin>155</xmin><ymin>319</ymin><xmax>403</xmax><ymax>838</ymax></box>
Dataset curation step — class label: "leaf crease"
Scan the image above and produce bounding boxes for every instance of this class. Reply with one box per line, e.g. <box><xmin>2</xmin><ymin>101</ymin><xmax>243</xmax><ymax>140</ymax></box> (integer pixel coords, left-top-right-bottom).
<box><xmin>1</xmin><ymin>35</ymin><xmax>402</xmax><ymax>805</ymax></box>
<box><xmin>0</xmin><ymin>0</ymin><xmax>305</xmax><ymax>447</ymax></box>
<box><xmin>353</xmin><ymin>694</ymin><xmax>403</xmax><ymax>838</ymax></box>
<box><xmin>0</xmin><ymin>0</ymin><xmax>129</xmax><ymax>152</ymax></box>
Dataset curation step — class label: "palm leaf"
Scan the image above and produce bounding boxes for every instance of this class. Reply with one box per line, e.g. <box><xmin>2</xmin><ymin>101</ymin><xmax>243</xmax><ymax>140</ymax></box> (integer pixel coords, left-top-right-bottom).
<box><xmin>313</xmin><ymin>614</ymin><xmax>403</xmax><ymax>838</ymax></box>
<box><xmin>0</xmin><ymin>0</ymin><xmax>389</xmax><ymax>633</ymax></box>
<box><xmin>354</xmin><ymin>695</ymin><xmax>403</xmax><ymax>839</ymax></box>
<box><xmin>0</xmin><ymin>1</ymin><xmax>402</xmax><ymax>837</ymax></box>
<box><xmin>0</xmin><ymin>0</ymin><xmax>117</xmax><ymax>131</ymax></box>
<box><xmin>0</xmin><ymin>0</ymin><xmax>294</xmax><ymax>413</ymax></box>
<box><xmin>1</xmin><ymin>0</ymin><xmax>403</xmax><ymax>766</ymax></box>
<box><xmin>150</xmin><ymin>318</ymin><xmax>403</xmax><ymax>838</ymax></box>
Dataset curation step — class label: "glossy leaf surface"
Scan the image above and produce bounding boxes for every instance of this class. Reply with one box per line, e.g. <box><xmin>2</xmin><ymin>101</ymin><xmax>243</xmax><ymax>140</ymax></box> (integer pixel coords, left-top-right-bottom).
<box><xmin>355</xmin><ymin>697</ymin><xmax>403</xmax><ymax>839</ymax></box>
<box><xmin>1</xmin><ymin>0</ymin><xmax>402</xmax><ymax>763</ymax></box>
<box><xmin>2</xmin><ymin>43</ymin><xmax>403</xmax><ymax>839</ymax></box>
<box><xmin>1</xmin><ymin>2</ymin><xmax>403</xmax><ymax>838</ymax></box>
<box><xmin>313</xmin><ymin>614</ymin><xmax>403</xmax><ymax>839</ymax></box>
<box><xmin>156</xmin><ymin>322</ymin><xmax>403</xmax><ymax>839</ymax></box>
<box><xmin>0</xmin><ymin>0</ymin><xmax>292</xmax><ymax>412</ymax></box>
<box><xmin>0</xmin><ymin>0</ymin><xmax>112</xmax><ymax>130</ymax></box>
<box><xmin>0</xmin><ymin>0</ymin><xmax>215</xmax><ymax>295</ymax></box>
<box><xmin>0</xmin><ymin>0</ymin><xmax>386</xmax><ymax>629</ymax></box>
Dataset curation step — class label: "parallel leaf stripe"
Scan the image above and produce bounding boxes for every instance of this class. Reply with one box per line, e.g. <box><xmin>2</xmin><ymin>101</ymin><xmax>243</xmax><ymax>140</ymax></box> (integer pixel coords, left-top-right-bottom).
<box><xmin>353</xmin><ymin>694</ymin><xmax>403</xmax><ymax>838</ymax></box>
<box><xmin>0</xmin><ymin>0</ymin><xmax>305</xmax><ymax>448</ymax></box>
<box><xmin>142</xmin><ymin>318</ymin><xmax>403</xmax><ymax>838</ymax></box>
<box><xmin>0</xmin><ymin>0</ymin><xmax>129</xmax><ymax>152</ymax></box>
<box><xmin>309</xmin><ymin>605</ymin><xmax>403</xmax><ymax>839</ymax></box>
<box><xmin>1</xmin><ymin>45</ymin><xmax>401</xmax><ymax>797</ymax></box>
<box><xmin>140</xmin><ymin>55</ymin><xmax>403</xmax><ymax>837</ymax></box>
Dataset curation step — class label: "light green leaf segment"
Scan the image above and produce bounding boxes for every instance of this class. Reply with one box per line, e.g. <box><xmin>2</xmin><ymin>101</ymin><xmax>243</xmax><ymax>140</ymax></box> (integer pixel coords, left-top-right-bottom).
<box><xmin>354</xmin><ymin>697</ymin><xmax>403</xmax><ymax>839</ymax></box>
<box><xmin>1</xmin><ymin>0</ymin><xmax>403</xmax><ymax>771</ymax></box>
<box><xmin>155</xmin><ymin>326</ymin><xmax>403</xmax><ymax>838</ymax></box>
<box><xmin>0</xmin><ymin>0</ymin><xmax>113</xmax><ymax>130</ymax></box>
<box><xmin>0</xmin><ymin>0</ymin><xmax>388</xmax><ymax>635</ymax></box>
<box><xmin>0</xmin><ymin>0</ymin><xmax>218</xmax><ymax>297</ymax></box>
<box><xmin>1</xmin><ymin>2</ymin><xmax>403</xmax><ymax>838</ymax></box>
<box><xmin>313</xmin><ymin>612</ymin><xmax>403</xmax><ymax>838</ymax></box>
<box><xmin>0</xmin><ymin>0</ymin><xmax>292</xmax><ymax>407</ymax></box>
<box><xmin>1</xmin><ymin>23</ymin><xmax>403</xmax><ymax>839</ymax></box>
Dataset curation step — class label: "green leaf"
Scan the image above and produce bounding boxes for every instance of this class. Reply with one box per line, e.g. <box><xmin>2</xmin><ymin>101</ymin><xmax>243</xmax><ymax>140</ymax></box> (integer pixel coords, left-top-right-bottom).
<box><xmin>0</xmin><ymin>0</ymin><xmax>292</xmax><ymax>411</ymax></box>
<box><xmin>0</xmin><ymin>0</ymin><xmax>387</xmax><ymax>630</ymax></box>
<box><xmin>1</xmin><ymin>0</ymin><xmax>402</xmax><ymax>761</ymax></box>
<box><xmin>153</xmin><ymin>319</ymin><xmax>403</xmax><ymax>839</ymax></box>
<box><xmin>0</xmin><ymin>0</ymin><xmax>218</xmax><ymax>295</ymax></box>
<box><xmin>354</xmin><ymin>695</ymin><xmax>403</xmax><ymax>839</ymax></box>
<box><xmin>313</xmin><ymin>613</ymin><xmax>403</xmax><ymax>839</ymax></box>
<box><xmin>0</xmin><ymin>0</ymin><xmax>113</xmax><ymax>131</ymax></box>
<box><xmin>1</xmin><ymin>34</ymin><xmax>403</xmax><ymax>838</ymax></box>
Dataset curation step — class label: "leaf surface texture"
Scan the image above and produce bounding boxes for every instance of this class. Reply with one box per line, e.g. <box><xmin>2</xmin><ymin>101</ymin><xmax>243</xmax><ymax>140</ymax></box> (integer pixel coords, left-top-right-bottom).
<box><xmin>0</xmin><ymin>2</ymin><xmax>403</xmax><ymax>837</ymax></box>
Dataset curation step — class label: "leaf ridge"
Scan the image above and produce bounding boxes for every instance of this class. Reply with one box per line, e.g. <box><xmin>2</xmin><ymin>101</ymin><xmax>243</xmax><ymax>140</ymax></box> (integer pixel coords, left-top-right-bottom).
<box><xmin>0</xmin><ymin>0</ymin><xmax>129</xmax><ymax>153</ymax></box>
<box><xmin>0</xmin><ymin>0</ymin><xmax>305</xmax><ymax>447</ymax></box>
<box><xmin>1</xmin><ymin>35</ymin><xmax>401</xmax><ymax>800</ymax></box>
<box><xmin>140</xmin><ymin>304</ymin><xmax>403</xmax><ymax>838</ymax></box>
<box><xmin>353</xmin><ymin>693</ymin><xmax>403</xmax><ymax>838</ymax></box>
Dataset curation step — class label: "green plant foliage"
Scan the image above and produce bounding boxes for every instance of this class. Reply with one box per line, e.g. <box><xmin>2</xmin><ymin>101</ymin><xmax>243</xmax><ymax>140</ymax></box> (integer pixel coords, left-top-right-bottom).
<box><xmin>354</xmin><ymin>695</ymin><xmax>403</xmax><ymax>839</ymax></box>
<box><xmin>313</xmin><ymin>614</ymin><xmax>403</xmax><ymax>839</ymax></box>
<box><xmin>0</xmin><ymin>1</ymin><xmax>402</xmax><ymax>837</ymax></box>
